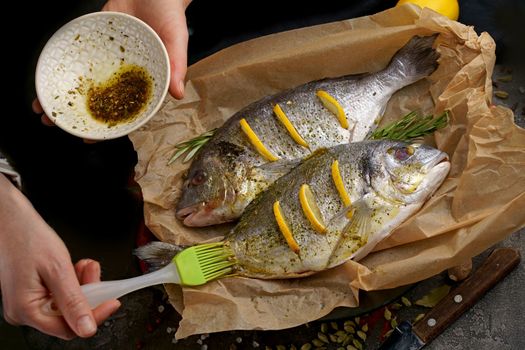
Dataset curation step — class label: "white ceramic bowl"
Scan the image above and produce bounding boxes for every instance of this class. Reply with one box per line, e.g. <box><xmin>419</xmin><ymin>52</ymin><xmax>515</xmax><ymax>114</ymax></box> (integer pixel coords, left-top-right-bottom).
<box><xmin>36</xmin><ymin>12</ymin><xmax>170</xmax><ymax>140</ymax></box>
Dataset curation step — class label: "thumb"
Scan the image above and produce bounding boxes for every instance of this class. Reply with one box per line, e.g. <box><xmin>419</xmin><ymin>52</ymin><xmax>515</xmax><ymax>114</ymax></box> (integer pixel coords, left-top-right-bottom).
<box><xmin>42</xmin><ymin>260</ymin><xmax>97</xmax><ymax>338</ymax></box>
<box><xmin>158</xmin><ymin>9</ymin><xmax>189</xmax><ymax>99</ymax></box>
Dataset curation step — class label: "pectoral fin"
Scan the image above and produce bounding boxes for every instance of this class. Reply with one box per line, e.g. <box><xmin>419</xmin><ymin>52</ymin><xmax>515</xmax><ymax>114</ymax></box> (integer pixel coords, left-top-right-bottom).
<box><xmin>324</xmin><ymin>198</ymin><xmax>380</xmax><ymax>267</ymax></box>
<box><xmin>341</xmin><ymin>199</ymin><xmax>374</xmax><ymax>243</ymax></box>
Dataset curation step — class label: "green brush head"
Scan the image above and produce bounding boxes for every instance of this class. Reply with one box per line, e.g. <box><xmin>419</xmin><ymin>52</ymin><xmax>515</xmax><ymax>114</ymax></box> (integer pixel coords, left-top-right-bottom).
<box><xmin>174</xmin><ymin>242</ymin><xmax>235</xmax><ymax>286</ymax></box>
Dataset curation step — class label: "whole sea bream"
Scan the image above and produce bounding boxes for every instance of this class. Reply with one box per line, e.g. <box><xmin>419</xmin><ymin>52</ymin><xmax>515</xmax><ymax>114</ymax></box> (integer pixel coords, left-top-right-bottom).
<box><xmin>146</xmin><ymin>140</ymin><xmax>450</xmax><ymax>278</ymax></box>
<box><xmin>177</xmin><ymin>35</ymin><xmax>440</xmax><ymax>227</ymax></box>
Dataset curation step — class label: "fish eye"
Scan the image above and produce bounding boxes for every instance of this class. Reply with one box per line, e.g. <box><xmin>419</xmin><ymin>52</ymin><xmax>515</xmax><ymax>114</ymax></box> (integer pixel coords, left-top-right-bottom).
<box><xmin>191</xmin><ymin>170</ymin><xmax>207</xmax><ymax>186</ymax></box>
<box><xmin>393</xmin><ymin>146</ymin><xmax>414</xmax><ymax>161</ymax></box>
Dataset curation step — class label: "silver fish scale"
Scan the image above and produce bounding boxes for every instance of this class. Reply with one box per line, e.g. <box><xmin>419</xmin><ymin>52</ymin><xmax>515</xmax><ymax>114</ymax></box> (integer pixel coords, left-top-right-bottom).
<box><xmin>279</xmin><ymin>86</ymin><xmax>349</xmax><ymax>151</ymax></box>
<box><xmin>216</xmin><ymin>75</ymin><xmax>394</xmax><ymax>165</ymax></box>
<box><xmin>177</xmin><ymin>35</ymin><xmax>440</xmax><ymax>226</ymax></box>
<box><xmin>228</xmin><ymin>143</ymin><xmax>382</xmax><ymax>278</ymax></box>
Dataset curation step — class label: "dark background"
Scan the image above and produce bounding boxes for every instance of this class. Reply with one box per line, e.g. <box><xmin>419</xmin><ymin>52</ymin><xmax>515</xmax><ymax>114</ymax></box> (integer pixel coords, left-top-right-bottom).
<box><xmin>2</xmin><ymin>0</ymin><xmax>523</xmax><ymax>266</ymax></box>
<box><xmin>1</xmin><ymin>0</ymin><xmax>524</xmax><ymax>348</ymax></box>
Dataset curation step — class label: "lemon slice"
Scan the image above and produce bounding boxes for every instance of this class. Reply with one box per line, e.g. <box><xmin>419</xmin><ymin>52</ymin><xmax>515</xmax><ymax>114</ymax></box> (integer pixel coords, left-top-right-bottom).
<box><xmin>273</xmin><ymin>103</ymin><xmax>309</xmax><ymax>148</ymax></box>
<box><xmin>240</xmin><ymin>118</ymin><xmax>279</xmax><ymax>161</ymax></box>
<box><xmin>299</xmin><ymin>184</ymin><xmax>326</xmax><ymax>233</ymax></box>
<box><xmin>331</xmin><ymin>160</ymin><xmax>352</xmax><ymax>207</ymax></box>
<box><xmin>273</xmin><ymin>201</ymin><xmax>300</xmax><ymax>253</ymax></box>
<box><xmin>316</xmin><ymin>90</ymin><xmax>349</xmax><ymax>129</ymax></box>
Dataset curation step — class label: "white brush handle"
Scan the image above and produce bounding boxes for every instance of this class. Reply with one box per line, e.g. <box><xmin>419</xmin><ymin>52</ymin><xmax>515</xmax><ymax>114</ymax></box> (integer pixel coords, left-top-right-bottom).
<box><xmin>41</xmin><ymin>263</ymin><xmax>180</xmax><ymax>316</ymax></box>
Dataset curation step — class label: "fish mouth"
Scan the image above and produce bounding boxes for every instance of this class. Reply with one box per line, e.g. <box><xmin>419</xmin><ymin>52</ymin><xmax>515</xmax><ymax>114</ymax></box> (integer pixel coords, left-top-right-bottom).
<box><xmin>176</xmin><ymin>202</ymin><xmax>226</xmax><ymax>227</ymax></box>
<box><xmin>392</xmin><ymin>151</ymin><xmax>450</xmax><ymax>195</ymax></box>
<box><xmin>423</xmin><ymin>151</ymin><xmax>449</xmax><ymax>173</ymax></box>
<box><xmin>411</xmin><ymin>152</ymin><xmax>451</xmax><ymax>199</ymax></box>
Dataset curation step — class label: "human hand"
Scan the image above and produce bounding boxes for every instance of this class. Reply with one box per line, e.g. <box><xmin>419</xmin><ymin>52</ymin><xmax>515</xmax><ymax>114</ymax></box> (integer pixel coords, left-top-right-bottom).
<box><xmin>103</xmin><ymin>0</ymin><xmax>191</xmax><ymax>99</ymax></box>
<box><xmin>33</xmin><ymin>0</ymin><xmax>191</xmax><ymax>134</ymax></box>
<box><xmin>0</xmin><ymin>175</ymin><xmax>120</xmax><ymax>339</ymax></box>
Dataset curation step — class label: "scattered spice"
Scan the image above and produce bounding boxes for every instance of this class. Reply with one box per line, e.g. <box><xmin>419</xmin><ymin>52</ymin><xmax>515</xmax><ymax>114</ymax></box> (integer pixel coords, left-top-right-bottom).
<box><xmin>86</xmin><ymin>64</ymin><xmax>152</xmax><ymax>126</ymax></box>
<box><xmin>390</xmin><ymin>318</ymin><xmax>398</xmax><ymax>328</ymax></box>
<box><xmin>321</xmin><ymin>323</ymin><xmax>328</xmax><ymax>333</ymax></box>
<box><xmin>389</xmin><ymin>302</ymin><xmax>402</xmax><ymax>310</ymax></box>
<box><xmin>352</xmin><ymin>338</ymin><xmax>363</xmax><ymax>350</ymax></box>
<box><xmin>401</xmin><ymin>296</ymin><xmax>412</xmax><ymax>307</ymax></box>
<box><xmin>384</xmin><ymin>308</ymin><xmax>392</xmax><ymax>321</ymax></box>
<box><xmin>415</xmin><ymin>284</ymin><xmax>451</xmax><ymax>307</ymax></box>
<box><xmin>414</xmin><ymin>313</ymin><xmax>426</xmax><ymax>323</ymax></box>
<box><xmin>494</xmin><ymin>90</ymin><xmax>509</xmax><ymax>99</ymax></box>
<box><xmin>344</xmin><ymin>320</ymin><xmax>356</xmax><ymax>328</ymax></box>
<box><xmin>497</xmin><ymin>75</ymin><xmax>512</xmax><ymax>82</ymax></box>
<box><xmin>357</xmin><ymin>330</ymin><xmax>366</xmax><ymax>341</ymax></box>
<box><xmin>317</xmin><ymin>332</ymin><xmax>329</xmax><ymax>343</ymax></box>
<box><xmin>344</xmin><ymin>324</ymin><xmax>355</xmax><ymax>333</ymax></box>
<box><xmin>311</xmin><ymin>339</ymin><xmax>324</xmax><ymax>347</ymax></box>
<box><xmin>300</xmin><ymin>343</ymin><xmax>312</xmax><ymax>350</ymax></box>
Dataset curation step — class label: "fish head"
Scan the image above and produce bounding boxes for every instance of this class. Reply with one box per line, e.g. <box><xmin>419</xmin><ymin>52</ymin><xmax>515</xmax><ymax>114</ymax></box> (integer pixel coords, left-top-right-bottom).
<box><xmin>372</xmin><ymin>141</ymin><xmax>450</xmax><ymax>204</ymax></box>
<box><xmin>176</xmin><ymin>142</ymin><xmax>248</xmax><ymax>226</ymax></box>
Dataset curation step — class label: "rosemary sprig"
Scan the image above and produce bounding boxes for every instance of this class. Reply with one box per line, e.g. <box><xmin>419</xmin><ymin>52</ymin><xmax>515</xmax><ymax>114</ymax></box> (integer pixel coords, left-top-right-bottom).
<box><xmin>168</xmin><ymin>129</ymin><xmax>216</xmax><ymax>165</ymax></box>
<box><xmin>369</xmin><ymin>111</ymin><xmax>449</xmax><ymax>141</ymax></box>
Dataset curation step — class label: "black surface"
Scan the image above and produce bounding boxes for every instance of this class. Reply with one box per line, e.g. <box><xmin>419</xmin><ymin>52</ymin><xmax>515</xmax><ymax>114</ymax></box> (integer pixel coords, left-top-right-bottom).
<box><xmin>1</xmin><ymin>0</ymin><xmax>524</xmax><ymax>349</ymax></box>
<box><xmin>378</xmin><ymin>321</ymin><xmax>424</xmax><ymax>350</ymax></box>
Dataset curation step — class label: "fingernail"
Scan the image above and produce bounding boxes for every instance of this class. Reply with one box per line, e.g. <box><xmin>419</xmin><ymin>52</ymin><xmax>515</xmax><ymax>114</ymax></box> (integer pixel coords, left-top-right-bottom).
<box><xmin>178</xmin><ymin>80</ymin><xmax>185</xmax><ymax>96</ymax></box>
<box><xmin>77</xmin><ymin>315</ymin><xmax>96</xmax><ymax>336</ymax></box>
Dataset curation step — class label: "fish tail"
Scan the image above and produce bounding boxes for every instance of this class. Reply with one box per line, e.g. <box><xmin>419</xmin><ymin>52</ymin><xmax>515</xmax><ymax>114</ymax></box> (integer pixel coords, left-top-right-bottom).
<box><xmin>387</xmin><ymin>34</ymin><xmax>440</xmax><ymax>85</ymax></box>
<box><xmin>134</xmin><ymin>241</ymin><xmax>184</xmax><ymax>271</ymax></box>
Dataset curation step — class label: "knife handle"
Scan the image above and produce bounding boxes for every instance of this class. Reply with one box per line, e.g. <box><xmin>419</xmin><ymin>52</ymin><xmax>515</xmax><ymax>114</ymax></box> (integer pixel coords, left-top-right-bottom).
<box><xmin>412</xmin><ymin>247</ymin><xmax>520</xmax><ymax>344</ymax></box>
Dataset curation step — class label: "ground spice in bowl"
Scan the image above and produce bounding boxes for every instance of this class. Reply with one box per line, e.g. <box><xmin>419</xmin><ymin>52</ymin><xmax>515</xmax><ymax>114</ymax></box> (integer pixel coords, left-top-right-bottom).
<box><xmin>87</xmin><ymin>64</ymin><xmax>152</xmax><ymax>127</ymax></box>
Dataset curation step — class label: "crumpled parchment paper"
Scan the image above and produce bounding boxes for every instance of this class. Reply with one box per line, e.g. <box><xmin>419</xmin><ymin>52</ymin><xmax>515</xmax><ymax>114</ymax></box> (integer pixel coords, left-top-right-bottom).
<box><xmin>128</xmin><ymin>4</ymin><xmax>525</xmax><ymax>338</ymax></box>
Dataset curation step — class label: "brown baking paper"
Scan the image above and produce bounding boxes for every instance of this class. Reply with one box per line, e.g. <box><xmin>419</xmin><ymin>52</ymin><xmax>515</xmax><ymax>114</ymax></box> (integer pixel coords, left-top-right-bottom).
<box><xmin>129</xmin><ymin>4</ymin><xmax>525</xmax><ymax>338</ymax></box>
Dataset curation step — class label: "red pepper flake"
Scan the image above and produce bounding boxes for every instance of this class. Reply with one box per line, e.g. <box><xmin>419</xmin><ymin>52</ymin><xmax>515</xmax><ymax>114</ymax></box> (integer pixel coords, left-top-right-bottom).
<box><xmin>379</xmin><ymin>317</ymin><xmax>393</xmax><ymax>342</ymax></box>
<box><xmin>364</xmin><ymin>307</ymin><xmax>385</xmax><ymax>329</ymax></box>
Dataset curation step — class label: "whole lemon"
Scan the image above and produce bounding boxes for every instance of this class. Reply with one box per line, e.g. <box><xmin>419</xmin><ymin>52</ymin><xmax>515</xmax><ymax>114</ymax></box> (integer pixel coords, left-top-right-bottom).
<box><xmin>396</xmin><ymin>0</ymin><xmax>459</xmax><ymax>21</ymax></box>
